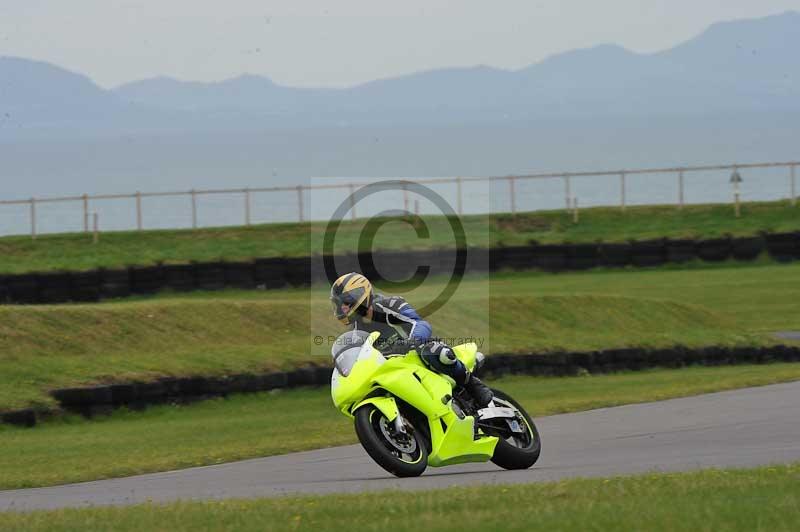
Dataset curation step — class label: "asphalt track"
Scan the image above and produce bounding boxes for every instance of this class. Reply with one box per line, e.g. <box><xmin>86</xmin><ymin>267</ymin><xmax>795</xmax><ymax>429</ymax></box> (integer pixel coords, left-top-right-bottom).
<box><xmin>2</xmin><ymin>381</ymin><xmax>800</xmax><ymax>512</ymax></box>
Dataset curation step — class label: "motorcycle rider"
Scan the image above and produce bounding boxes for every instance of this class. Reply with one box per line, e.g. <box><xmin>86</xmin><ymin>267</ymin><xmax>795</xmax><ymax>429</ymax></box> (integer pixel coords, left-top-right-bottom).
<box><xmin>329</xmin><ymin>272</ymin><xmax>494</xmax><ymax>407</ymax></box>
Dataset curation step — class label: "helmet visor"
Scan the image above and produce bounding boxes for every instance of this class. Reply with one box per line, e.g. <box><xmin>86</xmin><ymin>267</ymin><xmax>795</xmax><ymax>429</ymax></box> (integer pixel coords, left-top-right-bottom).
<box><xmin>331</xmin><ymin>289</ymin><xmax>369</xmax><ymax>325</ymax></box>
<box><xmin>331</xmin><ymin>297</ymin><xmax>353</xmax><ymax>322</ymax></box>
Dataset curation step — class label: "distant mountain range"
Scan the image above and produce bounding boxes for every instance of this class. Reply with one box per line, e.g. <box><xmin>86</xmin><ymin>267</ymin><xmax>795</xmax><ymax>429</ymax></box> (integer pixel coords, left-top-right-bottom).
<box><xmin>2</xmin><ymin>11</ymin><xmax>799</xmax><ymax>135</ymax></box>
<box><xmin>1</xmin><ymin>11</ymin><xmax>799</xmax><ymax>204</ymax></box>
<box><xmin>115</xmin><ymin>10</ymin><xmax>800</xmax><ymax>118</ymax></box>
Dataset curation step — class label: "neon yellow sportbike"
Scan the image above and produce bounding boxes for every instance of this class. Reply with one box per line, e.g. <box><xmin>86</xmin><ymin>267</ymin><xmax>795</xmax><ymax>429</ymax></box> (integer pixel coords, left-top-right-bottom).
<box><xmin>330</xmin><ymin>330</ymin><xmax>541</xmax><ymax>477</ymax></box>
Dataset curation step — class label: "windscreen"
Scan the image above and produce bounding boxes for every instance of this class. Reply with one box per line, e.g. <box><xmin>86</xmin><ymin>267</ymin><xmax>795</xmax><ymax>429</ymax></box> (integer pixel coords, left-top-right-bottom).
<box><xmin>331</xmin><ymin>329</ymin><xmax>371</xmax><ymax>376</ymax></box>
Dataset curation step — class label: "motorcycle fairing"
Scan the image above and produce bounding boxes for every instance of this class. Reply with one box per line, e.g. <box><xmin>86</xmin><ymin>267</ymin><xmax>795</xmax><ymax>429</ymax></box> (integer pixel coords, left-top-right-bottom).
<box><xmin>333</xmin><ymin>333</ymin><xmax>498</xmax><ymax>468</ymax></box>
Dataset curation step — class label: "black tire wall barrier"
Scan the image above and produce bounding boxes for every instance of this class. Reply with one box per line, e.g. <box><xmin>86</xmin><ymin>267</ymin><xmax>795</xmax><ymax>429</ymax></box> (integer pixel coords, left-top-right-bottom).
<box><xmin>0</xmin><ymin>232</ymin><xmax>798</xmax><ymax>305</ymax></box>
<box><xmin>765</xmin><ymin>233</ymin><xmax>800</xmax><ymax>261</ymax></box>
<box><xmin>3</xmin><ymin>344</ymin><xmax>799</xmax><ymax>427</ymax></box>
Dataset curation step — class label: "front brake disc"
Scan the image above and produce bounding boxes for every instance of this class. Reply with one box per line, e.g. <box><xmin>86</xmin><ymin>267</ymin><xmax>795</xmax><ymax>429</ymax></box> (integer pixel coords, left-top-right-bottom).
<box><xmin>378</xmin><ymin>416</ymin><xmax>417</xmax><ymax>453</ymax></box>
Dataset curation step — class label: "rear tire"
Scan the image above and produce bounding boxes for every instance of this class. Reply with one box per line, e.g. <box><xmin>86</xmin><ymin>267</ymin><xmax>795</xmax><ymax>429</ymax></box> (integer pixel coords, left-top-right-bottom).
<box><xmin>489</xmin><ymin>388</ymin><xmax>541</xmax><ymax>470</ymax></box>
<box><xmin>354</xmin><ymin>405</ymin><xmax>428</xmax><ymax>478</ymax></box>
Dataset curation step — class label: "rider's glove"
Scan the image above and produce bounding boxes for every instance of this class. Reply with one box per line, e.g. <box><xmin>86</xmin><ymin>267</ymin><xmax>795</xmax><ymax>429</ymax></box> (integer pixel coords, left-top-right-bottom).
<box><xmin>426</xmin><ymin>340</ymin><xmax>458</xmax><ymax>367</ymax></box>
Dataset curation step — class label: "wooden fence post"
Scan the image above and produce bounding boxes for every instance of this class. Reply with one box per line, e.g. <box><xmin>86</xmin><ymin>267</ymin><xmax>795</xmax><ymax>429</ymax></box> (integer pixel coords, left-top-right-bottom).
<box><xmin>620</xmin><ymin>172</ymin><xmax>627</xmax><ymax>212</ymax></box>
<box><xmin>296</xmin><ymin>185</ymin><xmax>304</xmax><ymax>222</ymax></box>
<box><xmin>82</xmin><ymin>194</ymin><xmax>89</xmax><ymax>233</ymax></box>
<box><xmin>30</xmin><ymin>197</ymin><xmax>36</xmax><ymax>240</ymax></box>
<box><xmin>456</xmin><ymin>177</ymin><xmax>463</xmax><ymax>216</ymax></box>
<box><xmin>348</xmin><ymin>183</ymin><xmax>356</xmax><ymax>221</ymax></box>
<box><xmin>509</xmin><ymin>176</ymin><xmax>516</xmax><ymax>214</ymax></box>
<box><xmin>678</xmin><ymin>170</ymin><xmax>685</xmax><ymax>210</ymax></box>
<box><xmin>244</xmin><ymin>188</ymin><xmax>252</xmax><ymax>226</ymax></box>
<box><xmin>135</xmin><ymin>192</ymin><xmax>143</xmax><ymax>230</ymax></box>
<box><xmin>564</xmin><ymin>174</ymin><xmax>572</xmax><ymax>211</ymax></box>
<box><xmin>191</xmin><ymin>189</ymin><xmax>198</xmax><ymax>228</ymax></box>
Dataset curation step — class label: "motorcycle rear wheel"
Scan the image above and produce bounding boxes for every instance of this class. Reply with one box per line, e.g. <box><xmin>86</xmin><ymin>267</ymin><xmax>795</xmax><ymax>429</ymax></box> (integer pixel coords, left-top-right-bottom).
<box><xmin>488</xmin><ymin>388</ymin><xmax>541</xmax><ymax>470</ymax></box>
<box><xmin>354</xmin><ymin>405</ymin><xmax>428</xmax><ymax>478</ymax></box>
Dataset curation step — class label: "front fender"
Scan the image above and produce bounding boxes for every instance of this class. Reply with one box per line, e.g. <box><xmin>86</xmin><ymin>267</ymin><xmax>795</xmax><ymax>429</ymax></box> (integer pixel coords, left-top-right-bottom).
<box><xmin>351</xmin><ymin>395</ymin><xmax>399</xmax><ymax>422</ymax></box>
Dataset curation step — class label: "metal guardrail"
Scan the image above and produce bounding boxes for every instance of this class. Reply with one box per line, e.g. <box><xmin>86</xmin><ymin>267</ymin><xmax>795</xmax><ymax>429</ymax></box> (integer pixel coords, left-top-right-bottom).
<box><xmin>1</xmin><ymin>160</ymin><xmax>797</xmax><ymax>239</ymax></box>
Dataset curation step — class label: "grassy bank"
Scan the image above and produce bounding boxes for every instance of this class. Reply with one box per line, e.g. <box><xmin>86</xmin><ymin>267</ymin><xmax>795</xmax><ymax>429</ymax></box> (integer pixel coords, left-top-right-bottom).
<box><xmin>144</xmin><ymin>261</ymin><xmax>800</xmax><ymax>333</ymax></box>
<box><xmin>0</xmin><ymin>287</ymin><xmax>762</xmax><ymax>410</ymax></box>
<box><xmin>487</xmin><ymin>261</ymin><xmax>800</xmax><ymax>333</ymax></box>
<box><xmin>3</xmin><ymin>463</ymin><xmax>799</xmax><ymax>531</ymax></box>
<box><xmin>3</xmin><ymin>262</ymin><xmax>797</xmax><ymax>410</ymax></box>
<box><xmin>0</xmin><ymin>200</ymin><xmax>797</xmax><ymax>274</ymax></box>
<box><xmin>2</xmin><ymin>364</ymin><xmax>800</xmax><ymax>490</ymax></box>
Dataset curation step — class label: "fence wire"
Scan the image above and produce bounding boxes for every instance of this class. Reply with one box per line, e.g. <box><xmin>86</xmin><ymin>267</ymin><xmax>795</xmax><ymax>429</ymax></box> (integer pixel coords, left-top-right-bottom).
<box><xmin>0</xmin><ymin>160</ymin><xmax>797</xmax><ymax>238</ymax></box>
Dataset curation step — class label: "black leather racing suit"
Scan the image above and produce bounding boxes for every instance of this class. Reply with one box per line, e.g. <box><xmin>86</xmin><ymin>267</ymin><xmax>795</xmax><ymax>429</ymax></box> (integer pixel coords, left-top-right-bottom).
<box><xmin>349</xmin><ymin>293</ymin><xmax>468</xmax><ymax>385</ymax></box>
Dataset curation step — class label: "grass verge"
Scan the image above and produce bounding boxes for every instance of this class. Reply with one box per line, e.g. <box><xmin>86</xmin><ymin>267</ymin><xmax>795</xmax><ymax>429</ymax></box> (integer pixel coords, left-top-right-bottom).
<box><xmin>2</xmin><ymin>463</ymin><xmax>799</xmax><ymax>531</ymax></box>
<box><xmin>0</xmin><ymin>200</ymin><xmax>797</xmax><ymax>274</ymax></box>
<box><xmin>1</xmin><ymin>363</ymin><xmax>800</xmax><ymax>490</ymax></box>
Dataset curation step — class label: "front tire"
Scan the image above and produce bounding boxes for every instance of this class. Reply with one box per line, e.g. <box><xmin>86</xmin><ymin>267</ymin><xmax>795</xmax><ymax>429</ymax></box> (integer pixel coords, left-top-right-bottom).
<box><xmin>354</xmin><ymin>405</ymin><xmax>428</xmax><ymax>477</ymax></box>
<box><xmin>489</xmin><ymin>389</ymin><xmax>541</xmax><ymax>470</ymax></box>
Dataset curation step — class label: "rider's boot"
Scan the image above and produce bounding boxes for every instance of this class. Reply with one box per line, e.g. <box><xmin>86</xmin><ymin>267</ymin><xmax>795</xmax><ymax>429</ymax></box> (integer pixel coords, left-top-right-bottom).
<box><xmin>463</xmin><ymin>373</ymin><xmax>493</xmax><ymax>408</ymax></box>
<box><xmin>422</xmin><ymin>341</ymin><xmax>494</xmax><ymax>408</ymax></box>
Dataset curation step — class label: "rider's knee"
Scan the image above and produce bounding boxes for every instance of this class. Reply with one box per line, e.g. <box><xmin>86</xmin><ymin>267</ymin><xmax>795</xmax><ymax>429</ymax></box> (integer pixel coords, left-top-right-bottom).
<box><xmin>421</xmin><ymin>341</ymin><xmax>467</xmax><ymax>385</ymax></box>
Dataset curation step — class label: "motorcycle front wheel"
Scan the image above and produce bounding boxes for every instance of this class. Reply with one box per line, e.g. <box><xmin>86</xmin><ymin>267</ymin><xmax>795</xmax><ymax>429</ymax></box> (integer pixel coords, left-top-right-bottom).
<box><xmin>354</xmin><ymin>405</ymin><xmax>428</xmax><ymax>478</ymax></box>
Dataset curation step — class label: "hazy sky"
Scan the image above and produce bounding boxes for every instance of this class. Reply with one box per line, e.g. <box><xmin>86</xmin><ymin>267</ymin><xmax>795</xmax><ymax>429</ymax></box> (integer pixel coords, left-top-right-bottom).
<box><xmin>1</xmin><ymin>0</ymin><xmax>798</xmax><ymax>88</ymax></box>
